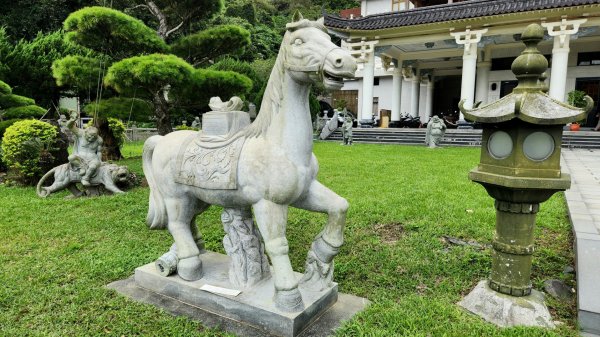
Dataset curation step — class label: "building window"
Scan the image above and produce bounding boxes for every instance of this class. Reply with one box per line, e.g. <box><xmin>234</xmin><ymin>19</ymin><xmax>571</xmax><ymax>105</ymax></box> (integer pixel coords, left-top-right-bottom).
<box><xmin>392</xmin><ymin>0</ymin><xmax>413</xmax><ymax>11</ymax></box>
<box><xmin>492</xmin><ymin>55</ymin><xmax>551</xmax><ymax>71</ymax></box>
<box><xmin>578</xmin><ymin>52</ymin><xmax>600</xmax><ymax>66</ymax></box>
<box><xmin>374</xmin><ymin>77</ymin><xmax>380</xmax><ymax>86</ymax></box>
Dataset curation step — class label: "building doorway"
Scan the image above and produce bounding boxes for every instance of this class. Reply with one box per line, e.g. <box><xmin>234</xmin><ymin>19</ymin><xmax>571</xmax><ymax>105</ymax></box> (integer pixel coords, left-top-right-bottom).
<box><xmin>500</xmin><ymin>80</ymin><xmax>518</xmax><ymax>98</ymax></box>
<box><xmin>332</xmin><ymin>90</ymin><xmax>359</xmax><ymax>116</ymax></box>
<box><xmin>575</xmin><ymin>78</ymin><xmax>600</xmax><ymax>127</ymax></box>
<box><xmin>432</xmin><ymin>76</ymin><xmax>461</xmax><ymax>119</ymax></box>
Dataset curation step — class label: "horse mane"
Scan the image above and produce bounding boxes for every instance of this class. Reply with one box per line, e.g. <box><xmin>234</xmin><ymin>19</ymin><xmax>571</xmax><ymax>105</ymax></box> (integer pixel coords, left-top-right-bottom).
<box><xmin>243</xmin><ymin>18</ymin><xmax>326</xmax><ymax>138</ymax></box>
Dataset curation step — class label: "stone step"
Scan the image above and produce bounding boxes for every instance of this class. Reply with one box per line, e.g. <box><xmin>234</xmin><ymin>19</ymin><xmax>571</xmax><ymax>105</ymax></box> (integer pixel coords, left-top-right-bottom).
<box><xmin>325</xmin><ymin>129</ymin><xmax>600</xmax><ymax>149</ymax></box>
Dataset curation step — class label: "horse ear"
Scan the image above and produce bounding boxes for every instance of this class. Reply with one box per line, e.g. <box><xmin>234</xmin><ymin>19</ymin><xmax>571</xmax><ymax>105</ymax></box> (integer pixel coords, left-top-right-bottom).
<box><xmin>292</xmin><ymin>10</ymin><xmax>304</xmax><ymax>22</ymax></box>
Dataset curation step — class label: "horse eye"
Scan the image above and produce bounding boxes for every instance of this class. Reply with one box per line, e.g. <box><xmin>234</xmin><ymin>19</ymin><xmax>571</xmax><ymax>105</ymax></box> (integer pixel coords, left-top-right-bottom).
<box><xmin>294</xmin><ymin>38</ymin><xmax>303</xmax><ymax>45</ymax></box>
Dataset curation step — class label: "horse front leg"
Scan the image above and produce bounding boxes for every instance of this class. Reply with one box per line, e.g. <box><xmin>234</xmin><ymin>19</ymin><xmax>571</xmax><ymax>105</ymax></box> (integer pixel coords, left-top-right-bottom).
<box><xmin>165</xmin><ymin>197</ymin><xmax>203</xmax><ymax>281</ymax></box>
<box><xmin>292</xmin><ymin>181</ymin><xmax>349</xmax><ymax>291</ymax></box>
<box><xmin>252</xmin><ymin>199</ymin><xmax>304</xmax><ymax>312</ymax></box>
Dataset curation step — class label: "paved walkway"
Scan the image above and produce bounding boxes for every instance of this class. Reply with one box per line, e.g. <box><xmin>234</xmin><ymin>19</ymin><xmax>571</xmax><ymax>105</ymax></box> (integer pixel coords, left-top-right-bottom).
<box><xmin>561</xmin><ymin>149</ymin><xmax>600</xmax><ymax>335</ymax></box>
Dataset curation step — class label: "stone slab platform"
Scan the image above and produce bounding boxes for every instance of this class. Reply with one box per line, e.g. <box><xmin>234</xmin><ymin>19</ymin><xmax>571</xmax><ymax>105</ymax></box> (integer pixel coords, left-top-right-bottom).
<box><xmin>561</xmin><ymin>149</ymin><xmax>600</xmax><ymax>336</ymax></box>
<box><xmin>108</xmin><ymin>251</ymin><xmax>369</xmax><ymax>336</ymax></box>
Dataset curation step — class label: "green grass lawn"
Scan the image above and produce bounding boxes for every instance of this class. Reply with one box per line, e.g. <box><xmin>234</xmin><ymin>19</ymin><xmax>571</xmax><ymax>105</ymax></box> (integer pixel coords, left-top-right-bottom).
<box><xmin>0</xmin><ymin>141</ymin><xmax>576</xmax><ymax>336</ymax></box>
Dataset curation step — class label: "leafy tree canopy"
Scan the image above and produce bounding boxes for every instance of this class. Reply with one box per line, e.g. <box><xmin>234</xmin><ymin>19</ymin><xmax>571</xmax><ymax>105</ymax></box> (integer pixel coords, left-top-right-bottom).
<box><xmin>2</xmin><ymin>30</ymin><xmax>92</xmax><ymax>107</ymax></box>
<box><xmin>104</xmin><ymin>53</ymin><xmax>195</xmax><ymax>96</ymax></box>
<box><xmin>52</xmin><ymin>55</ymin><xmax>106</xmax><ymax>91</ymax></box>
<box><xmin>183</xmin><ymin>68</ymin><xmax>253</xmax><ymax>107</ymax></box>
<box><xmin>64</xmin><ymin>6</ymin><xmax>167</xmax><ymax>58</ymax></box>
<box><xmin>0</xmin><ymin>0</ymin><xmax>96</xmax><ymax>42</ymax></box>
<box><xmin>83</xmin><ymin>97</ymin><xmax>153</xmax><ymax>121</ymax></box>
<box><xmin>171</xmin><ymin>25</ymin><xmax>251</xmax><ymax>66</ymax></box>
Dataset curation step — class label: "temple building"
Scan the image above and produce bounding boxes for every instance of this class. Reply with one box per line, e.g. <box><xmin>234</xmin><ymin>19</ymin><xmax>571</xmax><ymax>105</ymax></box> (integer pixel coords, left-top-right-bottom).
<box><xmin>324</xmin><ymin>0</ymin><xmax>600</xmax><ymax>127</ymax></box>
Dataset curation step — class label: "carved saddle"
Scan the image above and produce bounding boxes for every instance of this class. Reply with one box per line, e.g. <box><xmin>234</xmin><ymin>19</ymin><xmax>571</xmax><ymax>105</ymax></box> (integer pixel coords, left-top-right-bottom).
<box><xmin>174</xmin><ymin>97</ymin><xmax>250</xmax><ymax>190</ymax></box>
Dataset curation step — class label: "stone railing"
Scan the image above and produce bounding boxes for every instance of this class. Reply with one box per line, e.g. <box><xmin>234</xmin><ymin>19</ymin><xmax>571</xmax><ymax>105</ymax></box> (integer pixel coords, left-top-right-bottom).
<box><xmin>126</xmin><ymin>127</ymin><xmax>159</xmax><ymax>141</ymax></box>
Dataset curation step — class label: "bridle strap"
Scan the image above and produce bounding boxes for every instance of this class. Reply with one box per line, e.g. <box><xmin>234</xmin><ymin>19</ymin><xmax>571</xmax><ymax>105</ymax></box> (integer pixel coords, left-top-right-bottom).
<box><xmin>284</xmin><ymin>46</ymin><xmax>343</xmax><ymax>79</ymax></box>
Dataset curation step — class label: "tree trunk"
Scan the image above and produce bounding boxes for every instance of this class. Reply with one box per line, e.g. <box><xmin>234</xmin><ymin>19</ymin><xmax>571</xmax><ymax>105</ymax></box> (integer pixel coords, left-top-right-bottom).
<box><xmin>97</xmin><ymin>117</ymin><xmax>123</xmax><ymax>161</ymax></box>
<box><xmin>153</xmin><ymin>91</ymin><xmax>173</xmax><ymax>135</ymax></box>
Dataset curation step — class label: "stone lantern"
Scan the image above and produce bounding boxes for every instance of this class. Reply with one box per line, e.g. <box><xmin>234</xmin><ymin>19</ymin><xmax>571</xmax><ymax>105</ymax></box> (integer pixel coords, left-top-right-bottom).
<box><xmin>457</xmin><ymin>24</ymin><xmax>592</xmax><ymax>327</ymax></box>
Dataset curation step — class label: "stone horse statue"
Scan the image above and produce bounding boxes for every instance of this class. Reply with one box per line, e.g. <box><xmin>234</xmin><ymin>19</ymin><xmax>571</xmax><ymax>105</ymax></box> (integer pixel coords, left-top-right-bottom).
<box><xmin>142</xmin><ymin>14</ymin><xmax>356</xmax><ymax>312</ymax></box>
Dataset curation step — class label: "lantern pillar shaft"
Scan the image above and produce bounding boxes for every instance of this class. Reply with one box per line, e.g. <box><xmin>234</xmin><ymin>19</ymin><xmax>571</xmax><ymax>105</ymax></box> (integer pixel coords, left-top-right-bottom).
<box><xmin>489</xmin><ymin>201</ymin><xmax>539</xmax><ymax>296</ymax></box>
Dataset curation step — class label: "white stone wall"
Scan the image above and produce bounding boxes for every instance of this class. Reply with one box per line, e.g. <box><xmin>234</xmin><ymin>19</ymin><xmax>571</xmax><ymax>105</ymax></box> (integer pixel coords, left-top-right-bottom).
<box><xmin>361</xmin><ymin>0</ymin><xmax>401</xmax><ymax>16</ymax></box>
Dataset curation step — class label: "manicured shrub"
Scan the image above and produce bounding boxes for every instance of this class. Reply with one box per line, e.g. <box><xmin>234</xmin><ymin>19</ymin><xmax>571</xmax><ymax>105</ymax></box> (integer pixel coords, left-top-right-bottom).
<box><xmin>87</xmin><ymin>117</ymin><xmax>126</xmax><ymax>147</ymax></box>
<box><xmin>175</xmin><ymin>124</ymin><xmax>199</xmax><ymax>131</ymax></box>
<box><xmin>0</xmin><ymin>80</ymin><xmax>11</xmax><ymax>95</ymax></box>
<box><xmin>1</xmin><ymin>120</ymin><xmax>58</xmax><ymax>184</ymax></box>
<box><xmin>0</xmin><ymin>119</ymin><xmax>19</xmax><ymax>139</ymax></box>
<box><xmin>0</xmin><ymin>94</ymin><xmax>35</xmax><ymax>109</ymax></box>
<box><xmin>2</xmin><ymin>105</ymin><xmax>46</xmax><ymax>120</ymax></box>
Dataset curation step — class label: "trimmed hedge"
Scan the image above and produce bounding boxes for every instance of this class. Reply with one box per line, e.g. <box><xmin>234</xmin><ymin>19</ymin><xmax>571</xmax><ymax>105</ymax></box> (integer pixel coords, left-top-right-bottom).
<box><xmin>1</xmin><ymin>120</ymin><xmax>57</xmax><ymax>184</ymax></box>
<box><xmin>0</xmin><ymin>80</ymin><xmax>11</xmax><ymax>95</ymax></box>
<box><xmin>0</xmin><ymin>119</ymin><xmax>19</xmax><ymax>139</ymax></box>
<box><xmin>2</xmin><ymin>105</ymin><xmax>46</xmax><ymax>120</ymax></box>
<box><xmin>0</xmin><ymin>94</ymin><xmax>35</xmax><ymax>109</ymax></box>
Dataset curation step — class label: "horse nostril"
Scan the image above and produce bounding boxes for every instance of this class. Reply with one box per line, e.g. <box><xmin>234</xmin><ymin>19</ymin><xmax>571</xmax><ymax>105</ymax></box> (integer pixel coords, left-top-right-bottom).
<box><xmin>334</xmin><ymin>58</ymin><xmax>343</xmax><ymax>67</ymax></box>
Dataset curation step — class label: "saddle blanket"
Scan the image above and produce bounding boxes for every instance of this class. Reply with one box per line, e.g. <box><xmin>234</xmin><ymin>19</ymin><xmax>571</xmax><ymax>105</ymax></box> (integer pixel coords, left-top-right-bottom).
<box><xmin>174</xmin><ymin>133</ymin><xmax>246</xmax><ymax>189</ymax></box>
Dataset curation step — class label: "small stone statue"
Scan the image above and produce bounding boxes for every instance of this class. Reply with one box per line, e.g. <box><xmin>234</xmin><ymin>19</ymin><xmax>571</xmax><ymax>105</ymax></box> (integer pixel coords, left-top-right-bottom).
<box><xmin>58</xmin><ymin>114</ymin><xmax>68</xmax><ymax>132</ymax></box>
<box><xmin>37</xmin><ymin>162</ymin><xmax>129</xmax><ymax>197</ymax></box>
<box><xmin>425</xmin><ymin>115</ymin><xmax>446</xmax><ymax>148</ymax></box>
<box><xmin>341</xmin><ymin>110</ymin><xmax>353</xmax><ymax>145</ymax></box>
<box><xmin>57</xmin><ymin>114</ymin><xmax>73</xmax><ymax>142</ymax></box>
<box><xmin>191</xmin><ymin>117</ymin><xmax>201</xmax><ymax>129</ymax></box>
<box><xmin>66</xmin><ymin>111</ymin><xmax>102</xmax><ymax>186</ymax></box>
<box><xmin>37</xmin><ymin>111</ymin><xmax>130</xmax><ymax>198</ymax></box>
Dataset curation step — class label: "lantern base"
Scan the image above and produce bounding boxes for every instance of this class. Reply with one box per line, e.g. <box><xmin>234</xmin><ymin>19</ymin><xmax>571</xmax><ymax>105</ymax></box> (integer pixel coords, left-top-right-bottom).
<box><xmin>458</xmin><ymin>280</ymin><xmax>555</xmax><ymax>328</ymax></box>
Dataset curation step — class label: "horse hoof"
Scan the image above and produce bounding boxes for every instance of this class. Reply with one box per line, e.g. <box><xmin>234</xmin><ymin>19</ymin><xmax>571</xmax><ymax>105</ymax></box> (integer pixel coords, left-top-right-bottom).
<box><xmin>274</xmin><ymin>288</ymin><xmax>304</xmax><ymax>312</ymax></box>
<box><xmin>177</xmin><ymin>255</ymin><xmax>203</xmax><ymax>281</ymax></box>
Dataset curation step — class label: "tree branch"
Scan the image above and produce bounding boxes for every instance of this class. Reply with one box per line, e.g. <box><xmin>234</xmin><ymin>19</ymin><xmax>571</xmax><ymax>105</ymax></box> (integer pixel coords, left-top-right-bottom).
<box><xmin>165</xmin><ymin>21</ymin><xmax>185</xmax><ymax>38</ymax></box>
<box><xmin>145</xmin><ymin>1</ymin><xmax>168</xmax><ymax>40</ymax></box>
<box><xmin>126</xmin><ymin>4</ymin><xmax>149</xmax><ymax>11</ymax></box>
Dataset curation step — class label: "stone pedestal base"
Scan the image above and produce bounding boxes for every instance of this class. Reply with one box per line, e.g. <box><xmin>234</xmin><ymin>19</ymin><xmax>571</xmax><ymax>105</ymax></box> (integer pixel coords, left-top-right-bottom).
<box><xmin>108</xmin><ymin>251</ymin><xmax>369</xmax><ymax>337</ymax></box>
<box><xmin>458</xmin><ymin>280</ymin><xmax>555</xmax><ymax>328</ymax></box>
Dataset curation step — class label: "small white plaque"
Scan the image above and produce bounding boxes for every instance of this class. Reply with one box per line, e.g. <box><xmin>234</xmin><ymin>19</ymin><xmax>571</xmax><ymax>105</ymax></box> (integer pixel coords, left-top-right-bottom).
<box><xmin>200</xmin><ymin>284</ymin><xmax>241</xmax><ymax>297</ymax></box>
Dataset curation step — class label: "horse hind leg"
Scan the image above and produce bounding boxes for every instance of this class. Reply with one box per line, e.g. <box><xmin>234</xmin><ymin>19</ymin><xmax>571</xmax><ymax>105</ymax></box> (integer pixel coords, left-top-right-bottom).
<box><xmin>293</xmin><ymin>181</ymin><xmax>349</xmax><ymax>291</ymax></box>
<box><xmin>253</xmin><ymin>199</ymin><xmax>304</xmax><ymax>312</ymax></box>
<box><xmin>165</xmin><ymin>197</ymin><xmax>205</xmax><ymax>281</ymax></box>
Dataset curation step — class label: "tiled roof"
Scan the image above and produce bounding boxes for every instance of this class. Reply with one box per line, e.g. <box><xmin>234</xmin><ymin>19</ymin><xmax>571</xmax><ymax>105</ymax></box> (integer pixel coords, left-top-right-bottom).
<box><xmin>325</xmin><ymin>0</ymin><xmax>600</xmax><ymax>31</ymax></box>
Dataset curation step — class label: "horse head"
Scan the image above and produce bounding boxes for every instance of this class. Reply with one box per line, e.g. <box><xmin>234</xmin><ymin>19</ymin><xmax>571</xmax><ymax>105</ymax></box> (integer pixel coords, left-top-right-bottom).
<box><xmin>283</xmin><ymin>12</ymin><xmax>357</xmax><ymax>90</ymax></box>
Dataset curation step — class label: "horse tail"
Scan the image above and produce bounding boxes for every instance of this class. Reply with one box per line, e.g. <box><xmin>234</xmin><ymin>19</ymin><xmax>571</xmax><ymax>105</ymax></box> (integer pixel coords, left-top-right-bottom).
<box><xmin>143</xmin><ymin>135</ymin><xmax>168</xmax><ymax>230</ymax></box>
<box><xmin>36</xmin><ymin>167</ymin><xmax>57</xmax><ymax>197</ymax></box>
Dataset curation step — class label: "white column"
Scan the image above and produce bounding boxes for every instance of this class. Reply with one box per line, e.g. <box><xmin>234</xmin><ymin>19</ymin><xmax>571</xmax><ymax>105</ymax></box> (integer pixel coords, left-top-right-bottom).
<box><xmin>410</xmin><ymin>76</ymin><xmax>420</xmax><ymax>118</ymax></box>
<box><xmin>475</xmin><ymin>61</ymin><xmax>491</xmax><ymax>105</ymax></box>
<box><xmin>426</xmin><ymin>78</ymin><xmax>434</xmax><ymax>119</ymax></box>
<box><xmin>451</xmin><ymin>28</ymin><xmax>487</xmax><ymax>118</ymax></box>
<box><xmin>391</xmin><ymin>65</ymin><xmax>403</xmax><ymax>123</ymax></box>
<box><xmin>542</xmin><ymin>19</ymin><xmax>586</xmax><ymax>102</ymax></box>
<box><xmin>360</xmin><ymin>51</ymin><xmax>375</xmax><ymax>123</ymax></box>
<box><xmin>400</xmin><ymin>77</ymin><xmax>411</xmax><ymax>118</ymax></box>
<box><xmin>418</xmin><ymin>76</ymin><xmax>429</xmax><ymax>123</ymax></box>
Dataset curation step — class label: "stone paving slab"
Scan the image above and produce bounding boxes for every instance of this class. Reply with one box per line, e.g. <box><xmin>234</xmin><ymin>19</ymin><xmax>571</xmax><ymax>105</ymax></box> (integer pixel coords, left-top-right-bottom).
<box><xmin>561</xmin><ymin>149</ymin><xmax>600</xmax><ymax>336</ymax></box>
